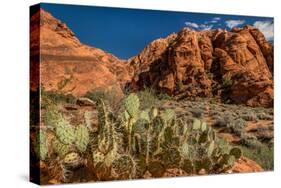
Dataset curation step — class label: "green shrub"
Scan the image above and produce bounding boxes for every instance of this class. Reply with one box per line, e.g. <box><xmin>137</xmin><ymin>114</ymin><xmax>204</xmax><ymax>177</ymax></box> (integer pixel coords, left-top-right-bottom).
<box><xmin>256</xmin><ymin>112</ymin><xmax>273</xmax><ymax>120</ymax></box>
<box><xmin>240</xmin><ymin>111</ymin><xmax>257</xmax><ymax>121</ymax></box>
<box><xmin>41</xmin><ymin>89</ymin><xmax>76</xmax><ymax>108</ymax></box>
<box><xmin>84</xmin><ymin>89</ymin><xmax>121</xmax><ymax>109</ymax></box>
<box><xmin>84</xmin><ymin>90</ymin><xmax>106</xmax><ymax>102</ymax></box>
<box><xmin>213</xmin><ymin>114</ymin><xmax>246</xmax><ymax>136</ymax></box>
<box><xmin>136</xmin><ymin>88</ymin><xmax>159</xmax><ymax>110</ymax></box>
<box><xmin>240</xmin><ymin>144</ymin><xmax>273</xmax><ymax>170</ymax></box>
<box><xmin>157</xmin><ymin>92</ymin><xmax>172</xmax><ymax>100</ymax></box>
<box><xmin>222</xmin><ymin>77</ymin><xmax>233</xmax><ymax>88</ymax></box>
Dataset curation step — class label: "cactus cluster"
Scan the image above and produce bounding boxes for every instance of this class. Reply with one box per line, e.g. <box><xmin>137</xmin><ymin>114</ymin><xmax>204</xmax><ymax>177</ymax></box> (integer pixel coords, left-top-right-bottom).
<box><xmin>179</xmin><ymin>119</ymin><xmax>242</xmax><ymax>174</ymax></box>
<box><xmin>38</xmin><ymin>93</ymin><xmax>242</xmax><ymax>182</ymax></box>
<box><xmin>37</xmin><ymin>111</ymin><xmax>90</xmax><ymax>161</ymax></box>
<box><xmin>90</xmin><ymin>93</ymin><xmax>242</xmax><ymax>179</ymax></box>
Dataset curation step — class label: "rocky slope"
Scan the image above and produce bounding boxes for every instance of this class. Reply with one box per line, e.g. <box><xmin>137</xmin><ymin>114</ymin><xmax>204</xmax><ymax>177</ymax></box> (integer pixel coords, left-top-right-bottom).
<box><xmin>129</xmin><ymin>27</ymin><xmax>274</xmax><ymax>107</ymax></box>
<box><xmin>30</xmin><ymin>9</ymin><xmax>132</xmax><ymax>97</ymax></box>
<box><xmin>31</xmin><ymin>9</ymin><xmax>273</xmax><ymax>108</ymax></box>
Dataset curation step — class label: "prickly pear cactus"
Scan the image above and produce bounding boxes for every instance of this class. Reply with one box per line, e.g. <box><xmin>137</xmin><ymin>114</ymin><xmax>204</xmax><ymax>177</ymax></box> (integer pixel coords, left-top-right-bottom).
<box><xmin>75</xmin><ymin>124</ymin><xmax>89</xmax><ymax>152</ymax></box>
<box><xmin>161</xmin><ymin>147</ymin><xmax>181</xmax><ymax>168</ymax></box>
<box><xmin>192</xmin><ymin>119</ymin><xmax>201</xmax><ymax>130</ymax></box>
<box><xmin>55</xmin><ymin>118</ymin><xmax>75</xmax><ymax>145</ymax></box>
<box><xmin>35</xmin><ymin>130</ymin><xmax>48</xmax><ymax>160</ymax></box>
<box><xmin>207</xmin><ymin>141</ymin><xmax>215</xmax><ymax>157</ymax></box>
<box><xmin>43</xmin><ymin>109</ymin><xmax>63</xmax><ymax>127</ymax></box>
<box><xmin>96</xmin><ymin>99</ymin><xmax>109</xmax><ymax>131</ymax></box>
<box><xmin>63</xmin><ymin>152</ymin><xmax>82</xmax><ymax>167</ymax></box>
<box><xmin>124</xmin><ymin>93</ymin><xmax>139</xmax><ymax>119</ymax></box>
<box><xmin>96</xmin><ymin>99</ymin><xmax>112</xmax><ymax>153</ymax></box>
<box><xmin>52</xmin><ymin>138</ymin><xmax>71</xmax><ymax>158</ymax></box>
<box><xmin>229</xmin><ymin>147</ymin><xmax>242</xmax><ymax>159</ymax></box>
<box><xmin>161</xmin><ymin>109</ymin><xmax>175</xmax><ymax>123</ymax></box>
<box><xmin>179</xmin><ymin>119</ymin><xmax>241</xmax><ymax>174</ymax></box>
<box><xmin>149</xmin><ymin>107</ymin><xmax>158</xmax><ymax>120</ymax></box>
<box><xmin>140</xmin><ymin>109</ymin><xmax>150</xmax><ymax>121</ymax></box>
<box><xmin>179</xmin><ymin>142</ymin><xmax>189</xmax><ymax>159</ymax></box>
<box><xmin>92</xmin><ymin>150</ymin><xmax>105</xmax><ymax>166</ymax></box>
<box><xmin>84</xmin><ymin>111</ymin><xmax>93</xmax><ymax>131</ymax></box>
<box><xmin>112</xmin><ymin>155</ymin><xmax>136</xmax><ymax>179</ymax></box>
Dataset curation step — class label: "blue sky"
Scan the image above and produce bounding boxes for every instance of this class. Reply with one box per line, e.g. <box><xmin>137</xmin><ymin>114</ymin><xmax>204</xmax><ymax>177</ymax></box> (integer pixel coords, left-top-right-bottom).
<box><xmin>40</xmin><ymin>3</ymin><xmax>273</xmax><ymax>60</ymax></box>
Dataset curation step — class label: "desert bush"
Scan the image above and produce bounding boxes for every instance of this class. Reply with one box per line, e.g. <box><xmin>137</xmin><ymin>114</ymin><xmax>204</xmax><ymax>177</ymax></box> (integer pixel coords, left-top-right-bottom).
<box><xmin>240</xmin><ymin>131</ymin><xmax>274</xmax><ymax>169</ymax></box>
<box><xmin>157</xmin><ymin>92</ymin><xmax>172</xmax><ymax>100</ymax></box>
<box><xmin>222</xmin><ymin>77</ymin><xmax>233</xmax><ymax>88</ymax></box>
<box><xmin>240</xmin><ymin>111</ymin><xmax>257</xmax><ymax>121</ymax></box>
<box><xmin>256</xmin><ymin>112</ymin><xmax>273</xmax><ymax>120</ymax></box>
<box><xmin>240</xmin><ymin>133</ymin><xmax>262</xmax><ymax>148</ymax></box>
<box><xmin>240</xmin><ymin>144</ymin><xmax>273</xmax><ymax>170</ymax></box>
<box><xmin>191</xmin><ymin>108</ymin><xmax>204</xmax><ymax>118</ymax></box>
<box><xmin>136</xmin><ymin>88</ymin><xmax>159</xmax><ymax>110</ymax></box>
<box><xmin>41</xmin><ymin>89</ymin><xmax>76</xmax><ymax>108</ymax></box>
<box><xmin>213</xmin><ymin>113</ymin><xmax>246</xmax><ymax>136</ymax></box>
<box><xmin>227</xmin><ymin>118</ymin><xmax>246</xmax><ymax>136</ymax></box>
<box><xmin>84</xmin><ymin>90</ymin><xmax>106</xmax><ymax>102</ymax></box>
<box><xmin>84</xmin><ymin>88</ymin><xmax>122</xmax><ymax>109</ymax></box>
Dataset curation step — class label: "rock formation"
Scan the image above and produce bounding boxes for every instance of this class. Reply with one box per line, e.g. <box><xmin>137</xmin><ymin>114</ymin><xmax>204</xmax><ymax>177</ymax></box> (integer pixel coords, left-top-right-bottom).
<box><xmin>129</xmin><ymin>27</ymin><xmax>273</xmax><ymax>107</ymax></box>
<box><xmin>30</xmin><ymin>9</ymin><xmax>131</xmax><ymax>97</ymax></box>
<box><xmin>31</xmin><ymin>9</ymin><xmax>274</xmax><ymax>107</ymax></box>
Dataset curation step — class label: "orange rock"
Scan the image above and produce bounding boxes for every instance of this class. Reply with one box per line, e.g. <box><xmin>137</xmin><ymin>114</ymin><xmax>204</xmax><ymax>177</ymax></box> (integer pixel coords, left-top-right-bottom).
<box><xmin>231</xmin><ymin>157</ymin><xmax>263</xmax><ymax>173</ymax></box>
<box><xmin>32</xmin><ymin>9</ymin><xmax>273</xmax><ymax>108</ymax></box>
<box><xmin>129</xmin><ymin>26</ymin><xmax>273</xmax><ymax>107</ymax></box>
<box><xmin>31</xmin><ymin>9</ymin><xmax>131</xmax><ymax>97</ymax></box>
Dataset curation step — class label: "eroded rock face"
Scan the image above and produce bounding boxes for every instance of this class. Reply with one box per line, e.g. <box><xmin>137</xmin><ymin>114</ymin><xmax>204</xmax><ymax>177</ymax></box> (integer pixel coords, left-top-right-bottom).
<box><xmin>31</xmin><ymin>9</ymin><xmax>131</xmax><ymax>97</ymax></box>
<box><xmin>129</xmin><ymin>26</ymin><xmax>274</xmax><ymax>107</ymax></box>
<box><xmin>31</xmin><ymin>9</ymin><xmax>273</xmax><ymax>107</ymax></box>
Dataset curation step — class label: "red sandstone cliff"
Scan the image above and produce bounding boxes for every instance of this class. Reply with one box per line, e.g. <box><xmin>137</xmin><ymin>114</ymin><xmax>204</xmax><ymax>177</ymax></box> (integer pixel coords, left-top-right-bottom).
<box><xmin>129</xmin><ymin>27</ymin><xmax>273</xmax><ymax>107</ymax></box>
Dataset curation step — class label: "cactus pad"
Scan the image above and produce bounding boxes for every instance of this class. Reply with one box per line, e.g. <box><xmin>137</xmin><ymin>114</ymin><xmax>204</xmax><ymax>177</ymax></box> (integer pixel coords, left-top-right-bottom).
<box><xmin>63</xmin><ymin>152</ymin><xmax>82</xmax><ymax>168</ymax></box>
<box><xmin>55</xmin><ymin>118</ymin><xmax>75</xmax><ymax>145</ymax></box>
<box><xmin>192</xmin><ymin>119</ymin><xmax>201</xmax><ymax>130</ymax></box>
<box><xmin>52</xmin><ymin>138</ymin><xmax>71</xmax><ymax>158</ymax></box>
<box><xmin>161</xmin><ymin>109</ymin><xmax>175</xmax><ymax>123</ymax></box>
<box><xmin>124</xmin><ymin>93</ymin><xmax>140</xmax><ymax>118</ymax></box>
<box><xmin>112</xmin><ymin>155</ymin><xmax>136</xmax><ymax>179</ymax></box>
<box><xmin>229</xmin><ymin>147</ymin><xmax>242</xmax><ymax>159</ymax></box>
<box><xmin>92</xmin><ymin>150</ymin><xmax>105</xmax><ymax>165</ymax></box>
<box><xmin>75</xmin><ymin>124</ymin><xmax>90</xmax><ymax>152</ymax></box>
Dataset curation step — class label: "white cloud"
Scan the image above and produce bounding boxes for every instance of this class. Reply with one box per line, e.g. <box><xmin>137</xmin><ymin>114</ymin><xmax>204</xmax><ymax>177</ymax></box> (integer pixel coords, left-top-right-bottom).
<box><xmin>253</xmin><ymin>21</ymin><xmax>274</xmax><ymax>41</ymax></box>
<box><xmin>225</xmin><ymin>20</ymin><xmax>245</xmax><ymax>28</ymax></box>
<box><xmin>184</xmin><ymin>21</ymin><xmax>213</xmax><ymax>30</ymax></box>
<box><xmin>210</xmin><ymin>20</ymin><xmax>218</xmax><ymax>23</ymax></box>
<box><xmin>200</xmin><ymin>24</ymin><xmax>214</xmax><ymax>30</ymax></box>
<box><xmin>184</xmin><ymin>21</ymin><xmax>199</xmax><ymax>28</ymax></box>
<box><xmin>210</xmin><ymin>17</ymin><xmax>221</xmax><ymax>23</ymax></box>
<box><xmin>204</xmin><ymin>17</ymin><xmax>221</xmax><ymax>24</ymax></box>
